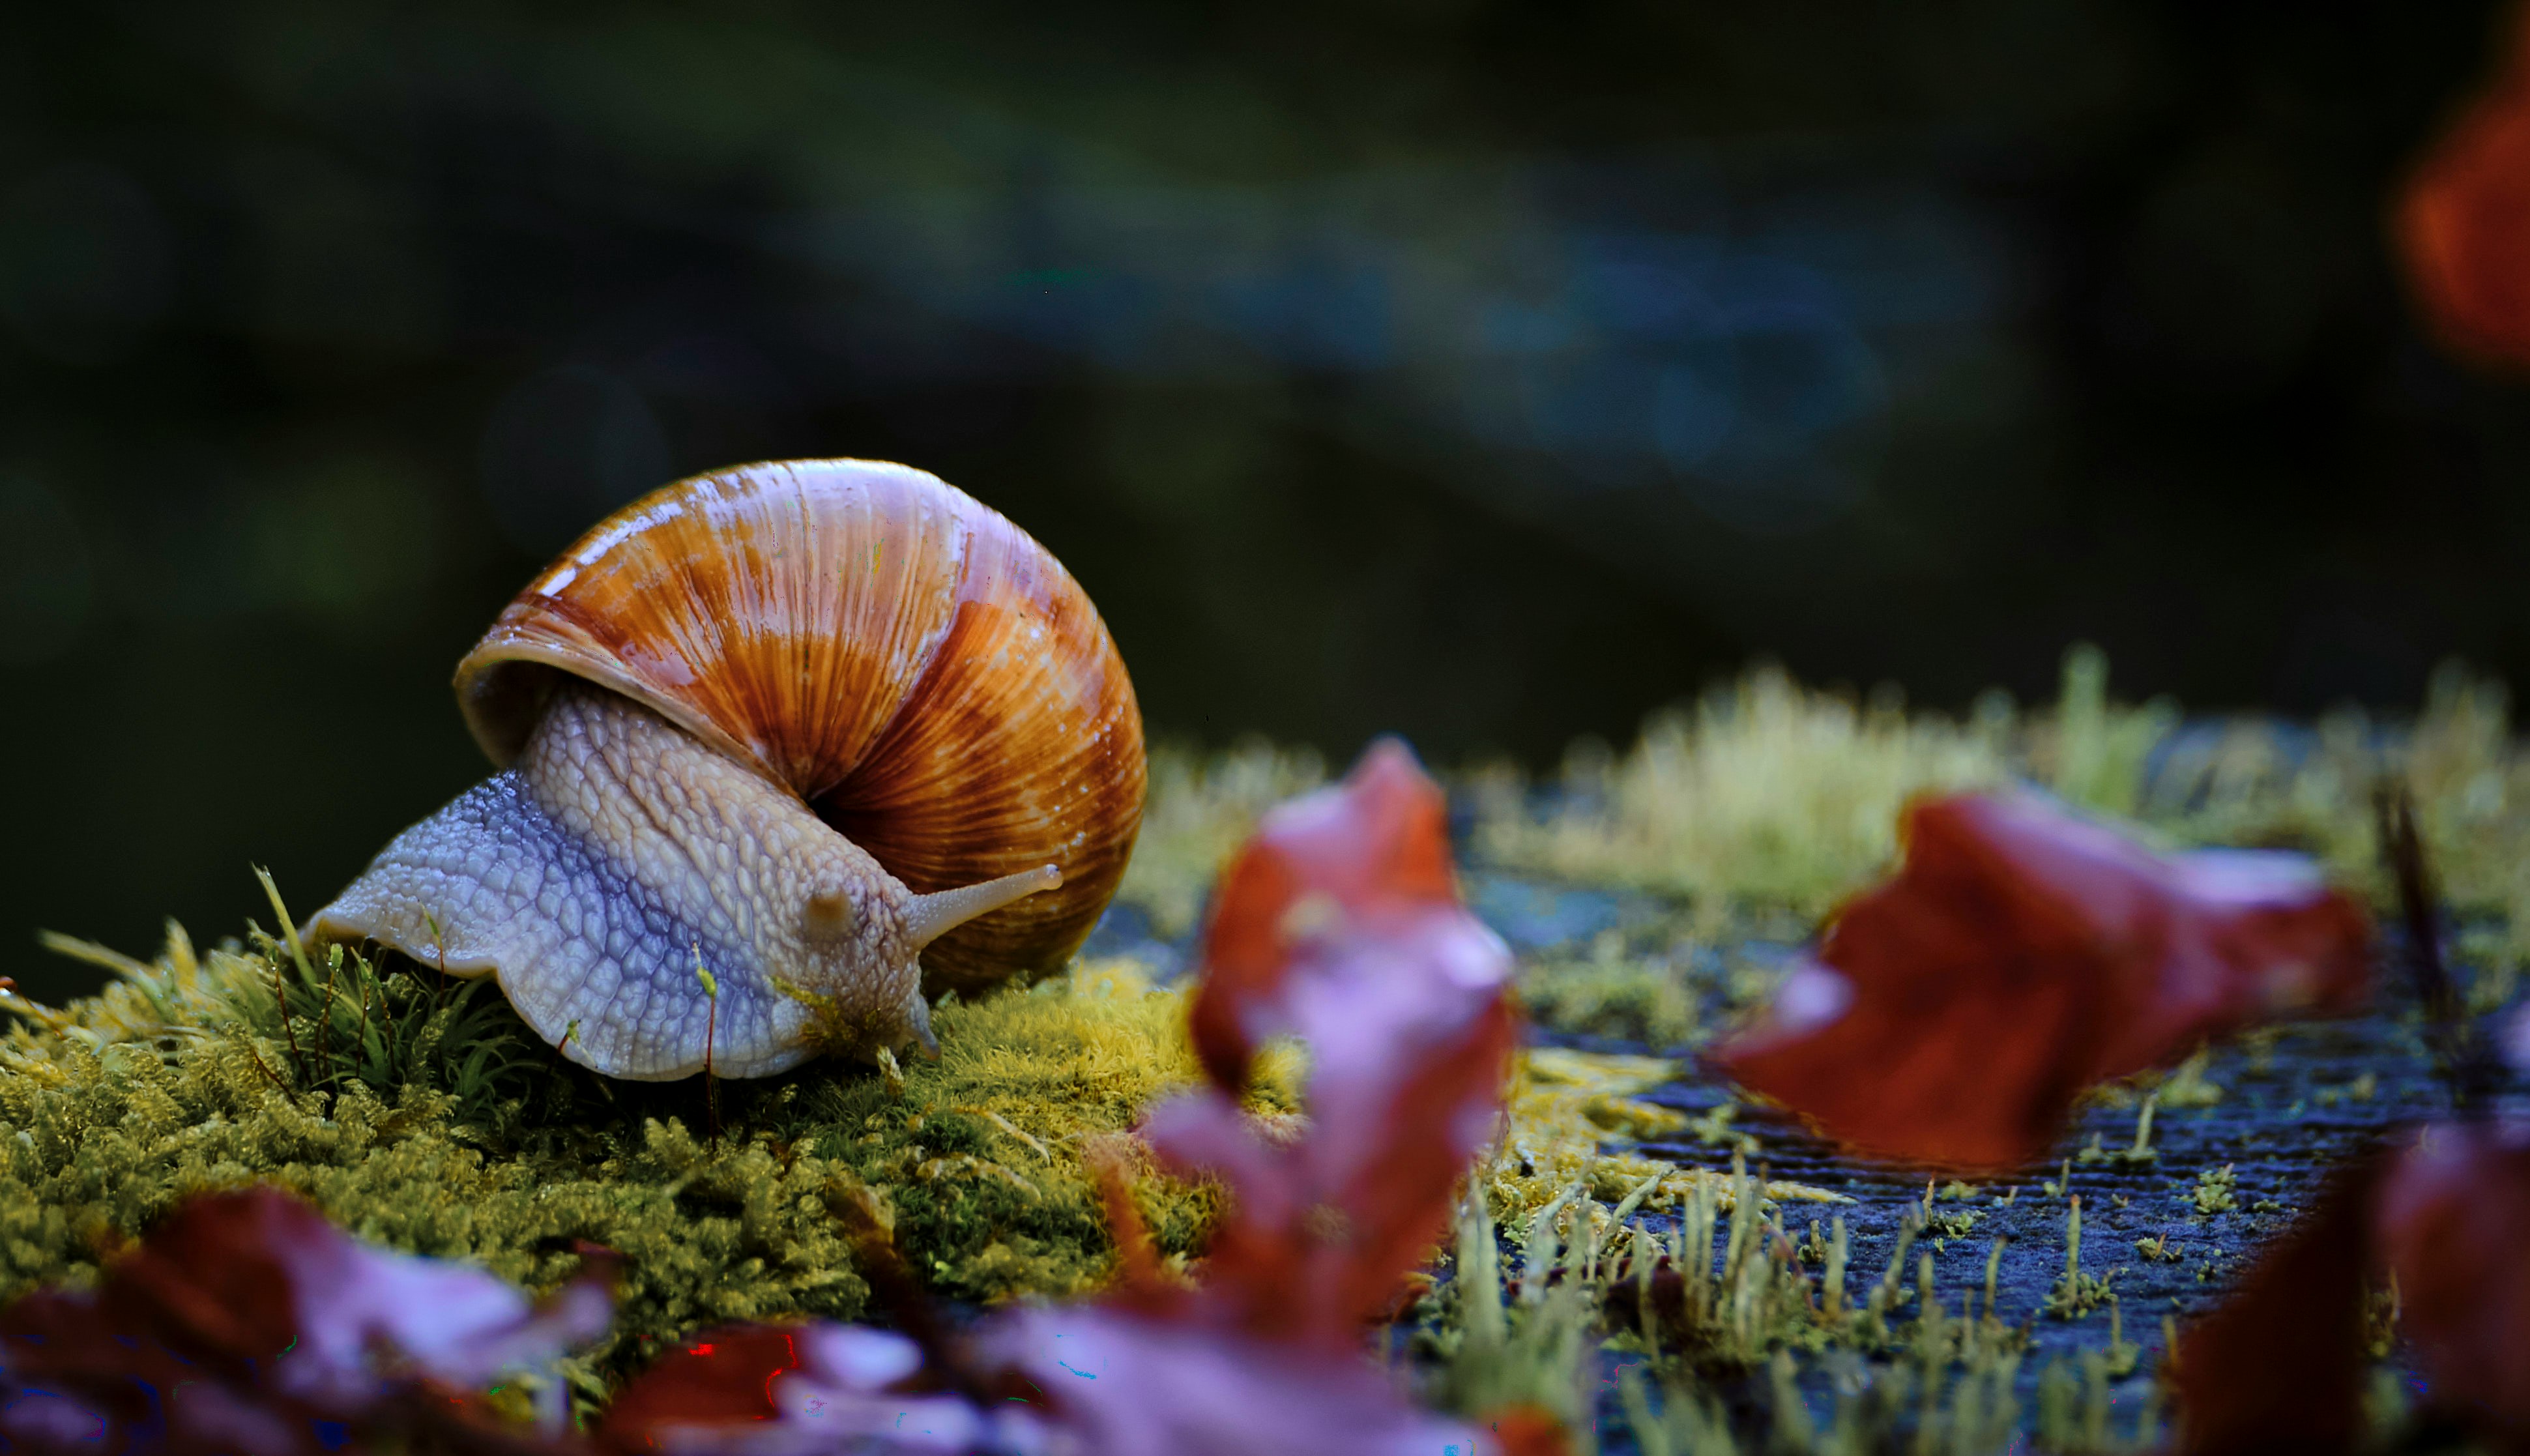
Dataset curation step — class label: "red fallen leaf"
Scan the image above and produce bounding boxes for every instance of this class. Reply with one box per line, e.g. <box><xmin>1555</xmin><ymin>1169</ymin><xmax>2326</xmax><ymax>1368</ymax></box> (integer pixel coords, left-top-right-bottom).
<box><xmin>596</xmin><ymin>1324</ymin><xmax>809</xmax><ymax>1452</ymax></box>
<box><xmin>2399</xmin><ymin>4</ymin><xmax>2530</xmax><ymax>368</ymax></box>
<box><xmin>2172</xmin><ymin>1156</ymin><xmax>2383</xmax><ymax>1456</ymax></box>
<box><xmin>1187</xmin><ymin>735</ymin><xmax>1463</xmax><ymax>1091</ymax></box>
<box><xmin>2165</xmin><ymin>1119</ymin><xmax>2530</xmax><ymax>1454</ymax></box>
<box><xmin>0</xmin><ymin>1186</ymin><xmax>613</xmax><ymax>1455</ymax></box>
<box><xmin>600</xmin><ymin>1323</ymin><xmax>989</xmax><ymax>1456</ymax></box>
<box><xmin>974</xmin><ymin>1306</ymin><xmax>1479</xmax><ymax>1456</ymax></box>
<box><xmin>596</xmin><ymin>738</ymin><xmax>1515</xmax><ymax>1455</ymax></box>
<box><xmin>1716</xmin><ymin>791</ymin><xmax>2370</xmax><ymax>1171</ymax></box>
<box><xmin>2375</xmin><ymin>1119</ymin><xmax>2530</xmax><ymax>1442</ymax></box>
<box><xmin>1477</xmin><ymin>1404</ymin><xmax>1574</xmax><ymax>1456</ymax></box>
<box><xmin>605</xmin><ymin>1306</ymin><xmax>1482</xmax><ymax>1456</ymax></box>
<box><xmin>1142</xmin><ymin>737</ymin><xmax>1519</xmax><ymax>1347</ymax></box>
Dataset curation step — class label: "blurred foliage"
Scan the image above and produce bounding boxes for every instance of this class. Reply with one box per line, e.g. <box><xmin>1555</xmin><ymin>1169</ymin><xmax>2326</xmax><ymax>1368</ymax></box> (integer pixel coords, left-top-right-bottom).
<box><xmin>4</xmin><ymin>1</ymin><xmax>2528</xmax><ymax>995</ymax></box>
<box><xmin>1474</xmin><ymin>647</ymin><xmax>2530</xmax><ymax>1078</ymax></box>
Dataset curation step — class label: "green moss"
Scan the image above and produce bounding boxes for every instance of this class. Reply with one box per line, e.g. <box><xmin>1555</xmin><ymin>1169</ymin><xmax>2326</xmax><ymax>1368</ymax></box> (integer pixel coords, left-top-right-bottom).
<box><xmin>2043</xmin><ymin>1197</ymin><xmax>2120</xmax><ymax>1320</ymax></box>
<box><xmin>1485</xmin><ymin>1049</ymin><xmax>1849</xmax><ymax>1232</ymax></box>
<box><xmin>2042</xmin><ymin>642</ymin><xmax>2181</xmax><ymax>817</ymax></box>
<box><xmin>1516</xmin><ymin>931</ymin><xmax>1702</xmax><ymax>1049</ymax></box>
<box><xmin>1476</xmin><ymin>663</ymin><xmax>2013</xmax><ymax>917</ymax></box>
<box><xmin>2192</xmin><ymin>1163</ymin><xmax>2240</xmax><ymax>1217</ymax></box>
<box><xmin>1434</xmin><ymin>1164</ymin><xmax>2059</xmax><ymax>1456</ymax></box>
<box><xmin>1479</xmin><ymin>649</ymin><xmax>2530</xmax><ymax>985</ymax></box>
<box><xmin>0</xmin><ymin>921</ymin><xmax>1273</xmax><ymax>1391</ymax></box>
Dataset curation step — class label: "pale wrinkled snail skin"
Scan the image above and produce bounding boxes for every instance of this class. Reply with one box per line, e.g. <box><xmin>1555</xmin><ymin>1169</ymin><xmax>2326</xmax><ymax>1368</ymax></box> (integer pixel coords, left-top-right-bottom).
<box><xmin>310</xmin><ymin>682</ymin><xmax>940</xmax><ymax>1081</ymax></box>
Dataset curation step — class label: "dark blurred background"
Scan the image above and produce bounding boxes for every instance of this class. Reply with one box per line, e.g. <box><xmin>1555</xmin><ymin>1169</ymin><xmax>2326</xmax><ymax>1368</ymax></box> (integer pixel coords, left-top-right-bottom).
<box><xmin>5</xmin><ymin>1</ymin><xmax>2527</xmax><ymax>995</ymax></box>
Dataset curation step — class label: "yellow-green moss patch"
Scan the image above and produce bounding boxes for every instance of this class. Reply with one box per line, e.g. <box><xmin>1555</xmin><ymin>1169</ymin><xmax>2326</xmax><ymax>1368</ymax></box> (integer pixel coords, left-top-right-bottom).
<box><xmin>0</xmin><ymin>928</ymin><xmax>1280</xmax><ymax>1390</ymax></box>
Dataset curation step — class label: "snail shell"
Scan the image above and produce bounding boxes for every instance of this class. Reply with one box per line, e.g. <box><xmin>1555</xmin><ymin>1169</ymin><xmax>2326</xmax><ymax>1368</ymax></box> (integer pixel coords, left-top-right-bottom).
<box><xmin>309</xmin><ymin>459</ymin><xmax>1145</xmax><ymax>1079</ymax></box>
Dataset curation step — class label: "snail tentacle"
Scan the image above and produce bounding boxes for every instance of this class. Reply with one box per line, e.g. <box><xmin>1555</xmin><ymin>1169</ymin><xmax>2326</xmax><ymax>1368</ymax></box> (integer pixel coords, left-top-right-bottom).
<box><xmin>905</xmin><ymin>865</ymin><xmax>1065</xmax><ymax>950</ymax></box>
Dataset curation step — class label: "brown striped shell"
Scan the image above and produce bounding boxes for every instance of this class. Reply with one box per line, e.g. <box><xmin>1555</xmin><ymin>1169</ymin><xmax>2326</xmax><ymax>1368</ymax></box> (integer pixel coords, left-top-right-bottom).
<box><xmin>453</xmin><ymin>458</ymin><xmax>1145</xmax><ymax>996</ymax></box>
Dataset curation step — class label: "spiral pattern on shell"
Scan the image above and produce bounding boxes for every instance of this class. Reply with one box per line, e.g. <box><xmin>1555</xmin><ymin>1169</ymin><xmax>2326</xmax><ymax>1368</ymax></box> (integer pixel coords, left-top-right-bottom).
<box><xmin>452</xmin><ymin>459</ymin><xmax>1145</xmax><ymax>996</ymax></box>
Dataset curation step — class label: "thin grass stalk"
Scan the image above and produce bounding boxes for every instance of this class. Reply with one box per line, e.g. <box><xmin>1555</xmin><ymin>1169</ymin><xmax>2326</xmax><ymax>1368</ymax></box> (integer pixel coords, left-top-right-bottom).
<box><xmin>1824</xmin><ymin>1215</ymin><xmax>1848</xmax><ymax>1319</ymax></box>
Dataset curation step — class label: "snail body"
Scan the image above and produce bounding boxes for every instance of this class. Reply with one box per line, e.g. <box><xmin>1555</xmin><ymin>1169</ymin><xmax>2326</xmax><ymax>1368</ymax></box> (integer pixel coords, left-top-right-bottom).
<box><xmin>310</xmin><ymin>459</ymin><xmax>1144</xmax><ymax>1080</ymax></box>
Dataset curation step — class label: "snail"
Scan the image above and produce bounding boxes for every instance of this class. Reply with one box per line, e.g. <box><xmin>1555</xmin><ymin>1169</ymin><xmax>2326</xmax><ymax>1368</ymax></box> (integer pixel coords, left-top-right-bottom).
<box><xmin>308</xmin><ymin>459</ymin><xmax>1145</xmax><ymax>1081</ymax></box>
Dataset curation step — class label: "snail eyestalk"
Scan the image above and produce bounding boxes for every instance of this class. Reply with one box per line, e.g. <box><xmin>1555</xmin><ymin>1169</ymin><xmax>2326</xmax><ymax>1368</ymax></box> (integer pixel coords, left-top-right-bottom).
<box><xmin>905</xmin><ymin>865</ymin><xmax>1065</xmax><ymax>949</ymax></box>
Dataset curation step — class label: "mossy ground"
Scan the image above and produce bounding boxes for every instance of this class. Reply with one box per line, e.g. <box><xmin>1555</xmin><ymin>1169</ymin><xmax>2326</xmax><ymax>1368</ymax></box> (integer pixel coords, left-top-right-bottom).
<box><xmin>0</xmin><ymin>923</ymin><xmax>1291</xmax><ymax>1401</ymax></box>
<box><xmin>7</xmin><ymin>646</ymin><xmax>2525</xmax><ymax>1446</ymax></box>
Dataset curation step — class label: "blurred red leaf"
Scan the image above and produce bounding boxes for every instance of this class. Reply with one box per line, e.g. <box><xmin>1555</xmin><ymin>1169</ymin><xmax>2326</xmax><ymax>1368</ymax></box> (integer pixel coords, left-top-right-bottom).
<box><xmin>2400</xmin><ymin>4</ymin><xmax>2530</xmax><ymax>367</ymax></box>
<box><xmin>0</xmin><ymin>1186</ymin><xmax>613</xmax><ymax>1455</ymax></box>
<box><xmin>1143</xmin><ymin>736</ymin><xmax>1519</xmax><ymax>1346</ymax></box>
<box><xmin>976</xmin><ymin>1306</ymin><xmax>1479</xmax><ymax>1456</ymax></box>
<box><xmin>1478</xmin><ymin>1405</ymin><xmax>1574</xmax><ymax>1456</ymax></box>
<box><xmin>1186</xmin><ymin>735</ymin><xmax>1465</xmax><ymax>1091</ymax></box>
<box><xmin>1715</xmin><ymin>791</ymin><xmax>2370</xmax><ymax>1171</ymax></box>
<box><xmin>2172</xmin><ymin>1156</ymin><xmax>2382</xmax><ymax>1456</ymax></box>
<box><xmin>2376</xmin><ymin>1119</ymin><xmax>2530</xmax><ymax>1442</ymax></box>
<box><xmin>596</xmin><ymin>1325</ymin><xmax>807</xmax><ymax>1453</ymax></box>
<box><xmin>2166</xmin><ymin>1119</ymin><xmax>2530</xmax><ymax>1453</ymax></box>
<box><xmin>598</xmin><ymin>738</ymin><xmax>1508</xmax><ymax>1454</ymax></box>
<box><xmin>603</xmin><ymin>1306</ymin><xmax>1484</xmax><ymax>1456</ymax></box>
<box><xmin>598</xmin><ymin>1323</ymin><xmax>986</xmax><ymax>1456</ymax></box>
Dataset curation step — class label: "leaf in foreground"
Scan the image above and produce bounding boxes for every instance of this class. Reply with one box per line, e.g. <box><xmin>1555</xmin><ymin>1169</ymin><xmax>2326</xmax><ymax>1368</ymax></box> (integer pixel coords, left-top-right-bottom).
<box><xmin>1716</xmin><ymin>791</ymin><xmax>2369</xmax><ymax>1171</ymax></box>
<box><xmin>0</xmin><ymin>1185</ymin><xmax>615</xmax><ymax>1455</ymax></box>
<box><xmin>2399</xmin><ymin>3</ymin><xmax>2530</xmax><ymax>369</ymax></box>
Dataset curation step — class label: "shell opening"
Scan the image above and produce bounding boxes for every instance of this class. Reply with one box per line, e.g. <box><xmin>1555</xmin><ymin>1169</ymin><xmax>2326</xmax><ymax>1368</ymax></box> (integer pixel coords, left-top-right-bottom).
<box><xmin>905</xmin><ymin>864</ymin><xmax>1064</xmax><ymax>949</ymax></box>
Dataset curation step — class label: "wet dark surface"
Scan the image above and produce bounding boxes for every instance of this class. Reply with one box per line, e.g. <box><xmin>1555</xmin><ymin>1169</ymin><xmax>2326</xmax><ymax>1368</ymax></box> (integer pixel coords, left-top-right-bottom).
<box><xmin>1073</xmin><ymin>898</ymin><xmax>1188</xmax><ymax>981</ymax></box>
<box><xmin>1464</xmin><ymin>867</ymin><xmax>2511</xmax><ymax>1448</ymax></box>
<box><xmin>1076</xmin><ymin>839</ymin><xmax>2512</xmax><ymax>1446</ymax></box>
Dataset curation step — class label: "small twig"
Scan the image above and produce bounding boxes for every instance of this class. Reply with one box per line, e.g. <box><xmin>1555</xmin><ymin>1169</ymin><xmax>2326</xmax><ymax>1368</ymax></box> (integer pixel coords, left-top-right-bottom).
<box><xmin>224</xmin><ymin>1023</ymin><xmax>298</xmax><ymax>1102</ymax></box>
<box><xmin>957</xmin><ymin>1106</ymin><xmax>1052</xmax><ymax>1162</ymax></box>
<box><xmin>244</xmin><ymin>1041</ymin><xmax>295</xmax><ymax>1096</ymax></box>
<box><xmin>694</xmin><ymin>943</ymin><xmax>721</xmax><ymax>1145</ymax></box>
<box><xmin>263</xmin><ymin>940</ymin><xmax>306</xmax><ymax>1084</ymax></box>
<box><xmin>252</xmin><ymin>867</ymin><xmax>313</xmax><ymax>1085</ymax></box>
<box><xmin>2375</xmin><ymin>782</ymin><xmax>2503</xmax><ymax>1111</ymax></box>
<box><xmin>357</xmin><ymin>942</ymin><xmax>401</xmax><ymax>1051</ymax></box>
<box><xmin>353</xmin><ymin>954</ymin><xmax>375</xmax><ymax>1072</ymax></box>
<box><xmin>315</xmin><ymin>943</ymin><xmax>340</xmax><ymax>1088</ymax></box>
